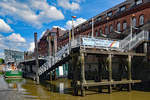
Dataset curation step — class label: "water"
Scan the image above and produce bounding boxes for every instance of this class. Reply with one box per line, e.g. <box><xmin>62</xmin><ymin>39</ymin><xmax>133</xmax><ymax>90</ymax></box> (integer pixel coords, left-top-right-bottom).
<box><xmin>0</xmin><ymin>75</ymin><xmax>150</xmax><ymax>100</ymax></box>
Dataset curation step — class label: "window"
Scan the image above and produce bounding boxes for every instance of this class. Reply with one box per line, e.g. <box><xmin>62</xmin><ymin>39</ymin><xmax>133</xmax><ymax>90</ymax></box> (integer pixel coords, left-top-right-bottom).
<box><xmin>139</xmin><ymin>15</ymin><xmax>144</xmax><ymax>25</ymax></box>
<box><xmin>107</xmin><ymin>11</ymin><xmax>112</xmax><ymax>17</ymax></box>
<box><xmin>97</xmin><ymin>17</ymin><xmax>102</xmax><ymax>21</ymax></box>
<box><xmin>95</xmin><ymin>31</ymin><xmax>98</xmax><ymax>37</ymax></box>
<box><xmin>132</xmin><ymin>17</ymin><xmax>136</xmax><ymax>27</ymax></box>
<box><xmin>105</xmin><ymin>26</ymin><xmax>109</xmax><ymax>34</ymax></box>
<box><xmin>89</xmin><ymin>21</ymin><xmax>92</xmax><ymax>25</ymax></box>
<box><xmin>110</xmin><ymin>25</ymin><xmax>113</xmax><ymax>33</ymax></box>
<box><xmin>99</xmin><ymin>29</ymin><xmax>103</xmax><ymax>35</ymax></box>
<box><xmin>135</xmin><ymin>0</ymin><xmax>142</xmax><ymax>5</ymax></box>
<box><xmin>120</xmin><ymin>6</ymin><xmax>126</xmax><ymax>12</ymax></box>
<box><xmin>123</xmin><ymin>21</ymin><xmax>127</xmax><ymax>30</ymax></box>
<box><xmin>88</xmin><ymin>32</ymin><xmax>92</xmax><ymax>36</ymax></box>
<box><xmin>117</xmin><ymin>22</ymin><xmax>121</xmax><ymax>31</ymax></box>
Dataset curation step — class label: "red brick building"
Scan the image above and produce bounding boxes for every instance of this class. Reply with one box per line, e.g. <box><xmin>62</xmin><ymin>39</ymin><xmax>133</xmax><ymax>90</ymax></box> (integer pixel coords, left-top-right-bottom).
<box><xmin>38</xmin><ymin>27</ymin><xmax>66</xmax><ymax>57</ymax></box>
<box><xmin>57</xmin><ymin>0</ymin><xmax>150</xmax><ymax>47</ymax></box>
<box><xmin>38</xmin><ymin>0</ymin><xmax>150</xmax><ymax>56</ymax></box>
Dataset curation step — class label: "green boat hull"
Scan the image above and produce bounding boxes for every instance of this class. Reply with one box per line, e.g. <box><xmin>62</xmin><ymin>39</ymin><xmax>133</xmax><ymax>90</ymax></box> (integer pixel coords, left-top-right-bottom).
<box><xmin>5</xmin><ymin>70</ymin><xmax>22</xmax><ymax>78</ymax></box>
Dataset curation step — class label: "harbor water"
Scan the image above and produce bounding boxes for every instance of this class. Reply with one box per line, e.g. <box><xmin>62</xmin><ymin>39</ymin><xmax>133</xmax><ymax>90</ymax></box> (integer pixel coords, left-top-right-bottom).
<box><xmin>0</xmin><ymin>75</ymin><xmax>150</xmax><ymax>100</ymax></box>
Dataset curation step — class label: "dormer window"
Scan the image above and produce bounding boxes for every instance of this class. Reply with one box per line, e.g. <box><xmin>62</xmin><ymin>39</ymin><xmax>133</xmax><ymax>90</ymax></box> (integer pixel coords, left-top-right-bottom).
<box><xmin>107</xmin><ymin>11</ymin><xmax>112</xmax><ymax>17</ymax></box>
<box><xmin>120</xmin><ymin>5</ymin><xmax>126</xmax><ymax>11</ymax></box>
<box><xmin>135</xmin><ymin>0</ymin><xmax>142</xmax><ymax>5</ymax></box>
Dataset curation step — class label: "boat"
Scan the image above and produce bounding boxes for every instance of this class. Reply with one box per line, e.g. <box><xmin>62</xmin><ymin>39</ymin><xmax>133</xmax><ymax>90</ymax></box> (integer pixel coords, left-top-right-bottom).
<box><xmin>4</xmin><ymin>62</ymin><xmax>22</xmax><ymax>78</ymax></box>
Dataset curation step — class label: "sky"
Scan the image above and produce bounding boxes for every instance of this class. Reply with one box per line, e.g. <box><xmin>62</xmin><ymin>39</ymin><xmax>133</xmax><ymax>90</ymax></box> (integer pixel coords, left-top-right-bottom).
<box><xmin>0</xmin><ymin>0</ymin><xmax>125</xmax><ymax>58</ymax></box>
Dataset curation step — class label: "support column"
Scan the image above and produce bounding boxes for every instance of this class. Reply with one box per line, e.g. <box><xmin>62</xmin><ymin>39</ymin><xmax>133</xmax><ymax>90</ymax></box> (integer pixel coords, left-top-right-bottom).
<box><xmin>144</xmin><ymin>43</ymin><xmax>148</xmax><ymax>53</ymax></box>
<box><xmin>49</xmin><ymin>71</ymin><xmax>52</xmax><ymax>81</ymax></box>
<box><xmin>127</xmin><ymin>55</ymin><xmax>132</xmax><ymax>91</ymax></box>
<box><xmin>108</xmin><ymin>54</ymin><xmax>112</xmax><ymax>93</ymax></box>
<box><xmin>80</xmin><ymin>52</ymin><xmax>86</xmax><ymax>96</ymax></box>
<box><xmin>98</xmin><ymin>57</ymin><xmax>102</xmax><ymax>93</ymax></box>
<box><xmin>72</xmin><ymin>53</ymin><xmax>79</xmax><ymax>96</ymax></box>
<box><xmin>54</xmin><ymin>70</ymin><xmax>57</xmax><ymax>80</ymax></box>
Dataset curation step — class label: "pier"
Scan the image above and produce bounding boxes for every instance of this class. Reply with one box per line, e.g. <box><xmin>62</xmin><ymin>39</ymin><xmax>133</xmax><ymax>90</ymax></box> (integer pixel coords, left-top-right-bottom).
<box><xmin>20</xmin><ymin>30</ymin><xmax>149</xmax><ymax>96</ymax></box>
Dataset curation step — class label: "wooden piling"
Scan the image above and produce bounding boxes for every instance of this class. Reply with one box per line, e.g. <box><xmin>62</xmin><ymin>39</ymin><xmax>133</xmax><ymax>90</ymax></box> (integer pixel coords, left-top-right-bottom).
<box><xmin>127</xmin><ymin>55</ymin><xmax>132</xmax><ymax>91</ymax></box>
<box><xmin>98</xmin><ymin>57</ymin><xmax>102</xmax><ymax>93</ymax></box>
<box><xmin>50</xmin><ymin>71</ymin><xmax>52</xmax><ymax>81</ymax></box>
<box><xmin>72</xmin><ymin>52</ymin><xmax>79</xmax><ymax>96</ymax></box>
<box><xmin>108</xmin><ymin>54</ymin><xmax>112</xmax><ymax>93</ymax></box>
<box><xmin>80</xmin><ymin>52</ymin><xmax>86</xmax><ymax>96</ymax></box>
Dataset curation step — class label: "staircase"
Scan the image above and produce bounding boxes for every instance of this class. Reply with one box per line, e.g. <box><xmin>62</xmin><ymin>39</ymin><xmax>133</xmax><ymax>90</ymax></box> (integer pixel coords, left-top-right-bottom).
<box><xmin>38</xmin><ymin>30</ymin><xmax>149</xmax><ymax>77</ymax></box>
<box><xmin>38</xmin><ymin>43</ymin><xmax>70</xmax><ymax>76</ymax></box>
<box><xmin>119</xmin><ymin>30</ymin><xmax>149</xmax><ymax>52</ymax></box>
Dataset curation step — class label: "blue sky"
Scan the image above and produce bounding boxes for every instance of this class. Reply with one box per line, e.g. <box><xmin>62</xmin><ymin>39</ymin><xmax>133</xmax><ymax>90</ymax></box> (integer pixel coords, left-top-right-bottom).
<box><xmin>0</xmin><ymin>0</ymin><xmax>125</xmax><ymax>58</ymax></box>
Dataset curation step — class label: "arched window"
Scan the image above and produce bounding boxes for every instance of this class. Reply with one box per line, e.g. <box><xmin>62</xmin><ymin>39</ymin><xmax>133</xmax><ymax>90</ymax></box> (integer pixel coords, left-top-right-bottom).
<box><xmin>105</xmin><ymin>26</ymin><xmax>108</xmax><ymax>34</ymax></box>
<box><xmin>110</xmin><ymin>25</ymin><xmax>113</xmax><ymax>33</ymax></box>
<box><xmin>139</xmin><ymin>15</ymin><xmax>144</xmax><ymax>25</ymax></box>
<box><xmin>132</xmin><ymin>17</ymin><xmax>136</xmax><ymax>27</ymax></box>
<box><xmin>123</xmin><ymin>21</ymin><xmax>127</xmax><ymax>30</ymax></box>
<box><xmin>117</xmin><ymin>22</ymin><xmax>121</xmax><ymax>31</ymax></box>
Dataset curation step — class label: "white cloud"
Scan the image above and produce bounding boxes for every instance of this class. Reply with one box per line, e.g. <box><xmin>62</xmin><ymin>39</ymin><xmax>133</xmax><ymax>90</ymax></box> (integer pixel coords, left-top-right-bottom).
<box><xmin>0</xmin><ymin>0</ymin><xmax>64</xmax><ymax>28</ymax></box>
<box><xmin>65</xmin><ymin>17</ymin><xmax>86</xmax><ymax>29</ymax></box>
<box><xmin>40</xmin><ymin>30</ymin><xmax>46</xmax><ymax>38</ymax></box>
<box><xmin>57</xmin><ymin>0</ymin><xmax>80</xmax><ymax>11</ymax></box>
<box><xmin>28</xmin><ymin>42</ymin><xmax>35</xmax><ymax>52</ymax></box>
<box><xmin>53</xmin><ymin>26</ymin><xmax>66</xmax><ymax>31</ymax></box>
<box><xmin>74</xmin><ymin>0</ymin><xmax>85</xmax><ymax>3</ymax></box>
<box><xmin>0</xmin><ymin>33</ymin><xmax>27</xmax><ymax>51</ymax></box>
<box><xmin>7</xmin><ymin>33</ymin><xmax>26</xmax><ymax>43</ymax></box>
<box><xmin>0</xmin><ymin>19</ymin><xmax>13</xmax><ymax>33</ymax></box>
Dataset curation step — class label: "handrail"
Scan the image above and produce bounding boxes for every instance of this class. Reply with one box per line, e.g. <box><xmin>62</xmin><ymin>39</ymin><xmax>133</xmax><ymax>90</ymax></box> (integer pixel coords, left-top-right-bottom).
<box><xmin>38</xmin><ymin>30</ymin><xmax>149</xmax><ymax>76</ymax></box>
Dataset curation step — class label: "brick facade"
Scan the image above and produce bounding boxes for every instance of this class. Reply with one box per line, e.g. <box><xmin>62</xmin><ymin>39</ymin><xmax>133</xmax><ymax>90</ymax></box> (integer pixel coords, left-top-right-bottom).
<box><xmin>38</xmin><ymin>0</ymin><xmax>150</xmax><ymax>57</ymax></box>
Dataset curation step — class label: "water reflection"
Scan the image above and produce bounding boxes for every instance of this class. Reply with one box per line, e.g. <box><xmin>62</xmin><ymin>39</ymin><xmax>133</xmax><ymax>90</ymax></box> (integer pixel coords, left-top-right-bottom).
<box><xmin>0</xmin><ymin>75</ymin><xmax>150</xmax><ymax>100</ymax></box>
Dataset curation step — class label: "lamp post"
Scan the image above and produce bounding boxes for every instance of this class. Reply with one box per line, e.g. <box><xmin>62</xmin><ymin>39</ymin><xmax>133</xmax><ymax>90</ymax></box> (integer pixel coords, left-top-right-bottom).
<box><xmin>92</xmin><ymin>17</ymin><xmax>94</xmax><ymax>38</ymax></box>
<box><xmin>130</xmin><ymin>14</ymin><xmax>135</xmax><ymax>40</ymax></box>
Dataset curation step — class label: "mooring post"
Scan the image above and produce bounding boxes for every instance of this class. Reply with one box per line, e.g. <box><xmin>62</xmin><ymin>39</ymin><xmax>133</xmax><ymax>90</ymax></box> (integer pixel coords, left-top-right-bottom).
<box><xmin>108</xmin><ymin>54</ymin><xmax>112</xmax><ymax>93</ymax></box>
<box><xmin>128</xmin><ymin>55</ymin><xmax>132</xmax><ymax>91</ymax></box>
<box><xmin>80</xmin><ymin>52</ymin><xmax>86</xmax><ymax>96</ymax></box>
<box><xmin>34</xmin><ymin>32</ymin><xmax>40</xmax><ymax>84</ymax></box>
<box><xmin>72</xmin><ymin>53</ymin><xmax>79</xmax><ymax>96</ymax></box>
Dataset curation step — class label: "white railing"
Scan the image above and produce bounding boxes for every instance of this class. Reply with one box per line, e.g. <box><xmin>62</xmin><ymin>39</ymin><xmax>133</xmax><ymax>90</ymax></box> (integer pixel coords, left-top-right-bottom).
<box><xmin>38</xmin><ymin>43</ymin><xmax>70</xmax><ymax>75</ymax></box>
<box><xmin>119</xmin><ymin>31</ymin><xmax>149</xmax><ymax>51</ymax></box>
<box><xmin>38</xmin><ymin>31</ymin><xmax>149</xmax><ymax>75</ymax></box>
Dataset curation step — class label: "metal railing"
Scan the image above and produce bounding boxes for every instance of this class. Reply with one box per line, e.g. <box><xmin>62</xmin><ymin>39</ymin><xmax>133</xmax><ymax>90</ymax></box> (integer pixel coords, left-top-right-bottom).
<box><xmin>119</xmin><ymin>31</ymin><xmax>149</xmax><ymax>51</ymax></box>
<box><xmin>38</xmin><ymin>43</ymin><xmax>70</xmax><ymax>75</ymax></box>
<box><xmin>38</xmin><ymin>31</ymin><xmax>149</xmax><ymax>76</ymax></box>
